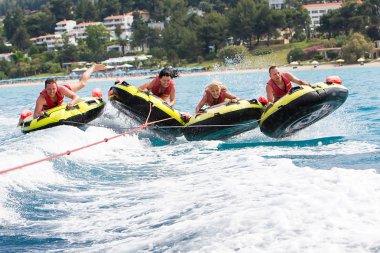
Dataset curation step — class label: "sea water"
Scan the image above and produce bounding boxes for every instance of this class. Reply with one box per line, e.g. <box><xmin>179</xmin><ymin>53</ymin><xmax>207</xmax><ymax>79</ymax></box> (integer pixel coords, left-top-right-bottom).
<box><xmin>0</xmin><ymin>66</ymin><xmax>379</xmax><ymax>252</ymax></box>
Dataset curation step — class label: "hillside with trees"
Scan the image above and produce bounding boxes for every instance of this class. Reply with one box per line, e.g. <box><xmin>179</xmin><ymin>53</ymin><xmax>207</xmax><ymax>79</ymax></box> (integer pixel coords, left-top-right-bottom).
<box><xmin>0</xmin><ymin>0</ymin><xmax>379</xmax><ymax>79</ymax></box>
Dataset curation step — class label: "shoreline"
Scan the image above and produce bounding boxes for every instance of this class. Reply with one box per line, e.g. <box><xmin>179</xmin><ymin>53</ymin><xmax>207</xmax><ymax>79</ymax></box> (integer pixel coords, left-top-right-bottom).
<box><xmin>1</xmin><ymin>60</ymin><xmax>380</xmax><ymax>88</ymax></box>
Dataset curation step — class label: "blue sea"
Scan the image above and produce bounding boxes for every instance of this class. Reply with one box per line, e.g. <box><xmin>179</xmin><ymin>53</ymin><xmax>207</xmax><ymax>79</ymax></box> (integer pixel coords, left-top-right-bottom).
<box><xmin>1</xmin><ymin>66</ymin><xmax>379</xmax><ymax>252</ymax></box>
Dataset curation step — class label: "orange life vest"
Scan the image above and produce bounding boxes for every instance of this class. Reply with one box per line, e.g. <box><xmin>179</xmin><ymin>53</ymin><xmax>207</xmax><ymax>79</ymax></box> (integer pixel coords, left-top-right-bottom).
<box><xmin>205</xmin><ymin>89</ymin><xmax>226</xmax><ymax>106</ymax></box>
<box><xmin>267</xmin><ymin>73</ymin><xmax>292</xmax><ymax>102</ymax></box>
<box><xmin>40</xmin><ymin>84</ymin><xmax>71</xmax><ymax>110</ymax></box>
<box><xmin>151</xmin><ymin>76</ymin><xmax>174</xmax><ymax>101</ymax></box>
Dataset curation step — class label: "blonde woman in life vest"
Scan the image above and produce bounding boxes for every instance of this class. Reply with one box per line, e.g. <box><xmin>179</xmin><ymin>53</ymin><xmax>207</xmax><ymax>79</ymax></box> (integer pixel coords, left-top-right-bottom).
<box><xmin>266</xmin><ymin>66</ymin><xmax>310</xmax><ymax>104</ymax></box>
<box><xmin>195</xmin><ymin>81</ymin><xmax>239</xmax><ymax>113</ymax></box>
<box><xmin>139</xmin><ymin>67</ymin><xmax>178</xmax><ymax>107</ymax></box>
<box><xmin>33</xmin><ymin>64</ymin><xmax>107</xmax><ymax>118</ymax></box>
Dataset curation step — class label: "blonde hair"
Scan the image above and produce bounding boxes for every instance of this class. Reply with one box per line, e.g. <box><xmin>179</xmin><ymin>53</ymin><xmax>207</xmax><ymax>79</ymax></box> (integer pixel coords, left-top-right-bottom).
<box><xmin>206</xmin><ymin>81</ymin><xmax>227</xmax><ymax>92</ymax></box>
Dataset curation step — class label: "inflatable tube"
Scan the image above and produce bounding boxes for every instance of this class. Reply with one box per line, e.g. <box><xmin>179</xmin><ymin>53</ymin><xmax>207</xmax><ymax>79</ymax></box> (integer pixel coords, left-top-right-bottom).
<box><xmin>259</xmin><ymin>82</ymin><xmax>348</xmax><ymax>138</ymax></box>
<box><xmin>20</xmin><ymin>97</ymin><xmax>105</xmax><ymax>133</ymax></box>
<box><xmin>182</xmin><ymin>99</ymin><xmax>264</xmax><ymax>141</ymax></box>
<box><xmin>108</xmin><ymin>81</ymin><xmax>187</xmax><ymax>137</ymax></box>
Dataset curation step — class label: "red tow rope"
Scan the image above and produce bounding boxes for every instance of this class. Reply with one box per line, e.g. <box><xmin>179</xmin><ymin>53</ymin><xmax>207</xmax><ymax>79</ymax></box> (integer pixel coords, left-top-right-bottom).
<box><xmin>0</xmin><ymin>114</ymin><xmax>172</xmax><ymax>175</ymax></box>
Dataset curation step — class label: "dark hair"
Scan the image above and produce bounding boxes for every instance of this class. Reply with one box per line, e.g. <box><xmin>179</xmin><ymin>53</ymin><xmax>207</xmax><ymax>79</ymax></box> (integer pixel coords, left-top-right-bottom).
<box><xmin>159</xmin><ymin>67</ymin><xmax>179</xmax><ymax>79</ymax></box>
<box><xmin>45</xmin><ymin>78</ymin><xmax>57</xmax><ymax>88</ymax></box>
<box><xmin>269</xmin><ymin>66</ymin><xmax>277</xmax><ymax>74</ymax></box>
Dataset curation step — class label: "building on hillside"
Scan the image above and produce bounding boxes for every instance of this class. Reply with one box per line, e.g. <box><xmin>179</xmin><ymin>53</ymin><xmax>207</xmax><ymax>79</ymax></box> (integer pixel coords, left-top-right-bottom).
<box><xmin>373</xmin><ymin>40</ymin><xmax>380</xmax><ymax>59</ymax></box>
<box><xmin>70</xmin><ymin>22</ymin><xmax>103</xmax><ymax>40</ymax></box>
<box><xmin>30</xmin><ymin>34</ymin><xmax>62</xmax><ymax>51</ymax></box>
<box><xmin>148</xmin><ymin>21</ymin><xmax>165</xmax><ymax>31</ymax></box>
<box><xmin>0</xmin><ymin>53</ymin><xmax>14</xmax><ymax>61</ymax></box>
<box><xmin>104</xmin><ymin>11</ymin><xmax>150</xmax><ymax>41</ymax></box>
<box><xmin>269</xmin><ymin>0</ymin><xmax>285</xmax><ymax>9</ymax></box>
<box><xmin>31</xmin><ymin>20</ymin><xmax>100</xmax><ymax>50</ymax></box>
<box><xmin>187</xmin><ymin>7</ymin><xmax>204</xmax><ymax>16</ymax></box>
<box><xmin>55</xmin><ymin>20</ymin><xmax>76</xmax><ymax>35</ymax></box>
<box><xmin>303</xmin><ymin>2</ymin><xmax>343</xmax><ymax>36</ymax></box>
<box><xmin>104</xmin><ymin>14</ymin><xmax>134</xmax><ymax>40</ymax></box>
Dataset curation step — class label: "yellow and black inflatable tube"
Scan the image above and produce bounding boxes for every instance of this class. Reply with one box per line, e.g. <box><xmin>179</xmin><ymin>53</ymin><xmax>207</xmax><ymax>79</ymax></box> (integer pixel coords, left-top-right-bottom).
<box><xmin>21</xmin><ymin>97</ymin><xmax>105</xmax><ymax>133</ymax></box>
<box><xmin>108</xmin><ymin>81</ymin><xmax>187</xmax><ymax>137</ymax></box>
<box><xmin>259</xmin><ymin>82</ymin><xmax>348</xmax><ymax>138</ymax></box>
<box><xmin>182</xmin><ymin>99</ymin><xmax>265</xmax><ymax>141</ymax></box>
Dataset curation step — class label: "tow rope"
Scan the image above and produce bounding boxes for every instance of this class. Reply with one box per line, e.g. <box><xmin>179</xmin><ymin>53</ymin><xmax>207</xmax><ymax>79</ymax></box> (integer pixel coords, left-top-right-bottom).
<box><xmin>0</xmin><ymin>103</ymin><xmax>170</xmax><ymax>175</ymax></box>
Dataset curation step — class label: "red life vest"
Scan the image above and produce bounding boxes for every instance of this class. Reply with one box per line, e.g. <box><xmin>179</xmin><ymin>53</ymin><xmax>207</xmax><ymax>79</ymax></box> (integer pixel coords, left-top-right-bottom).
<box><xmin>205</xmin><ymin>89</ymin><xmax>226</xmax><ymax>106</ymax></box>
<box><xmin>267</xmin><ymin>73</ymin><xmax>292</xmax><ymax>102</ymax></box>
<box><xmin>40</xmin><ymin>84</ymin><xmax>71</xmax><ymax>110</ymax></box>
<box><xmin>151</xmin><ymin>76</ymin><xmax>174</xmax><ymax>101</ymax></box>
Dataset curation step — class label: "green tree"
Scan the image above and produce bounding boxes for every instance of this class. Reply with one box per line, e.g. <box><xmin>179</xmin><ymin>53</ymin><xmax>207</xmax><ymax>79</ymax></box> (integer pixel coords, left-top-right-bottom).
<box><xmin>131</xmin><ymin>14</ymin><xmax>150</xmax><ymax>51</ymax></box>
<box><xmin>114</xmin><ymin>24</ymin><xmax>129</xmax><ymax>55</ymax></box>
<box><xmin>142</xmin><ymin>0</ymin><xmax>166</xmax><ymax>21</ymax></box>
<box><xmin>0</xmin><ymin>59</ymin><xmax>12</xmax><ymax>77</ymax></box>
<box><xmin>96</xmin><ymin>0</ymin><xmax>121</xmax><ymax>19</ymax></box>
<box><xmin>13</xmin><ymin>27</ymin><xmax>32</xmax><ymax>50</ymax></box>
<box><xmin>264</xmin><ymin>10</ymin><xmax>285</xmax><ymax>45</ymax></box>
<box><xmin>167</xmin><ymin>0</ymin><xmax>189</xmax><ymax>26</ymax></box>
<box><xmin>283</xmin><ymin>1</ymin><xmax>310</xmax><ymax>41</ymax></box>
<box><xmin>287</xmin><ymin>47</ymin><xmax>304</xmax><ymax>62</ymax></box>
<box><xmin>228</xmin><ymin>0</ymin><xmax>256</xmax><ymax>49</ymax></box>
<box><xmin>3</xmin><ymin>8</ymin><xmax>25</xmax><ymax>42</ymax></box>
<box><xmin>0</xmin><ymin>25</ymin><xmax>12</xmax><ymax>53</ymax></box>
<box><xmin>218</xmin><ymin>45</ymin><xmax>248</xmax><ymax>63</ymax></box>
<box><xmin>120</xmin><ymin>0</ymin><xmax>137</xmax><ymax>13</ymax></box>
<box><xmin>338</xmin><ymin>2</ymin><xmax>365</xmax><ymax>35</ymax></box>
<box><xmin>0</xmin><ymin>0</ymin><xmax>48</xmax><ymax>16</ymax></box>
<box><xmin>318</xmin><ymin>12</ymin><xmax>335</xmax><ymax>39</ymax></box>
<box><xmin>85</xmin><ymin>25</ymin><xmax>110</xmax><ymax>62</ymax></box>
<box><xmin>252</xmin><ymin>0</ymin><xmax>276</xmax><ymax>45</ymax></box>
<box><xmin>25</xmin><ymin>10</ymin><xmax>56</xmax><ymax>37</ymax></box>
<box><xmin>197</xmin><ymin>12</ymin><xmax>228</xmax><ymax>54</ymax></box>
<box><xmin>162</xmin><ymin>22</ymin><xmax>202</xmax><ymax>62</ymax></box>
<box><xmin>59</xmin><ymin>35</ymin><xmax>80</xmax><ymax>63</ymax></box>
<box><xmin>131</xmin><ymin>13</ymin><xmax>163</xmax><ymax>52</ymax></box>
<box><xmin>341</xmin><ymin>33</ymin><xmax>374</xmax><ymax>63</ymax></box>
<box><xmin>320</xmin><ymin>2</ymin><xmax>368</xmax><ymax>37</ymax></box>
<box><xmin>47</xmin><ymin>0</ymin><xmax>74</xmax><ymax>21</ymax></box>
<box><xmin>75</xmin><ymin>0</ymin><xmax>98</xmax><ymax>22</ymax></box>
<box><xmin>167</xmin><ymin>49</ymin><xmax>180</xmax><ymax>66</ymax></box>
<box><xmin>366</xmin><ymin>25</ymin><xmax>380</xmax><ymax>41</ymax></box>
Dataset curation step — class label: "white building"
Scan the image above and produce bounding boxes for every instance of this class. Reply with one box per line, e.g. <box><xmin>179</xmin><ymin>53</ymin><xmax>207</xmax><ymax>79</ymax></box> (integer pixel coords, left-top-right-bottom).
<box><xmin>31</xmin><ymin>21</ymin><xmax>103</xmax><ymax>50</ymax></box>
<box><xmin>30</xmin><ymin>34</ymin><xmax>62</xmax><ymax>51</ymax></box>
<box><xmin>30</xmin><ymin>10</ymin><xmax>151</xmax><ymax>52</ymax></box>
<box><xmin>70</xmin><ymin>22</ymin><xmax>103</xmax><ymax>40</ymax></box>
<box><xmin>374</xmin><ymin>40</ymin><xmax>380</xmax><ymax>59</ymax></box>
<box><xmin>148</xmin><ymin>21</ymin><xmax>165</xmax><ymax>31</ymax></box>
<box><xmin>104</xmin><ymin>14</ymin><xmax>134</xmax><ymax>40</ymax></box>
<box><xmin>55</xmin><ymin>20</ymin><xmax>76</xmax><ymax>35</ymax></box>
<box><xmin>104</xmin><ymin>11</ymin><xmax>150</xmax><ymax>40</ymax></box>
<box><xmin>304</xmin><ymin>2</ymin><xmax>343</xmax><ymax>32</ymax></box>
<box><xmin>269</xmin><ymin>0</ymin><xmax>285</xmax><ymax>10</ymax></box>
<box><xmin>0</xmin><ymin>53</ymin><xmax>14</xmax><ymax>61</ymax></box>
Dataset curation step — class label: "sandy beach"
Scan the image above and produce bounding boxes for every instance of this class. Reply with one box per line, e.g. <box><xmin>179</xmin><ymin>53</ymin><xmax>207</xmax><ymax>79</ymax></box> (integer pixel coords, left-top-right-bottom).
<box><xmin>1</xmin><ymin>60</ymin><xmax>379</xmax><ymax>88</ymax></box>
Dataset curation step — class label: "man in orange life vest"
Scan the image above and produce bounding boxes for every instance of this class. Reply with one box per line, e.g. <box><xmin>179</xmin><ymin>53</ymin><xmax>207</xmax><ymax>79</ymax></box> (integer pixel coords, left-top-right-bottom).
<box><xmin>266</xmin><ymin>66</ymin><xmax>310</xmax><ymax>104</ymax></box>
<box><xmin>139</xmin><ymin>67</ymin><xmax>178</xmax><ymax>107</ymax></box>
<box><xmin>33</xmin><ymin>64</ymin><xmax>106</xmax><ymax>118</ymax></box>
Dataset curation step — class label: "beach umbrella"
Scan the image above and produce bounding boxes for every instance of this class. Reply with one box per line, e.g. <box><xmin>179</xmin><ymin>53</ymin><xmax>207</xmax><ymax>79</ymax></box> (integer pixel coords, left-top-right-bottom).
<box><xmin>290</xmin><ymin>61</ymin><xmax>299</xmax><ymax>65</ymax></box>
<box><xmin>311</xmin><ymin>60</ymin><xmax>319</xmax><ymax>65</ymax></box>
<box><xmin>336</xmin><ymin>59</ymin><xmax>345</xmax><ymax>63</ymax></box>
<box><xmin>357</xmin><ymin>58</ymin><xmax>365</xmax><ymax>62</ymax></box>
